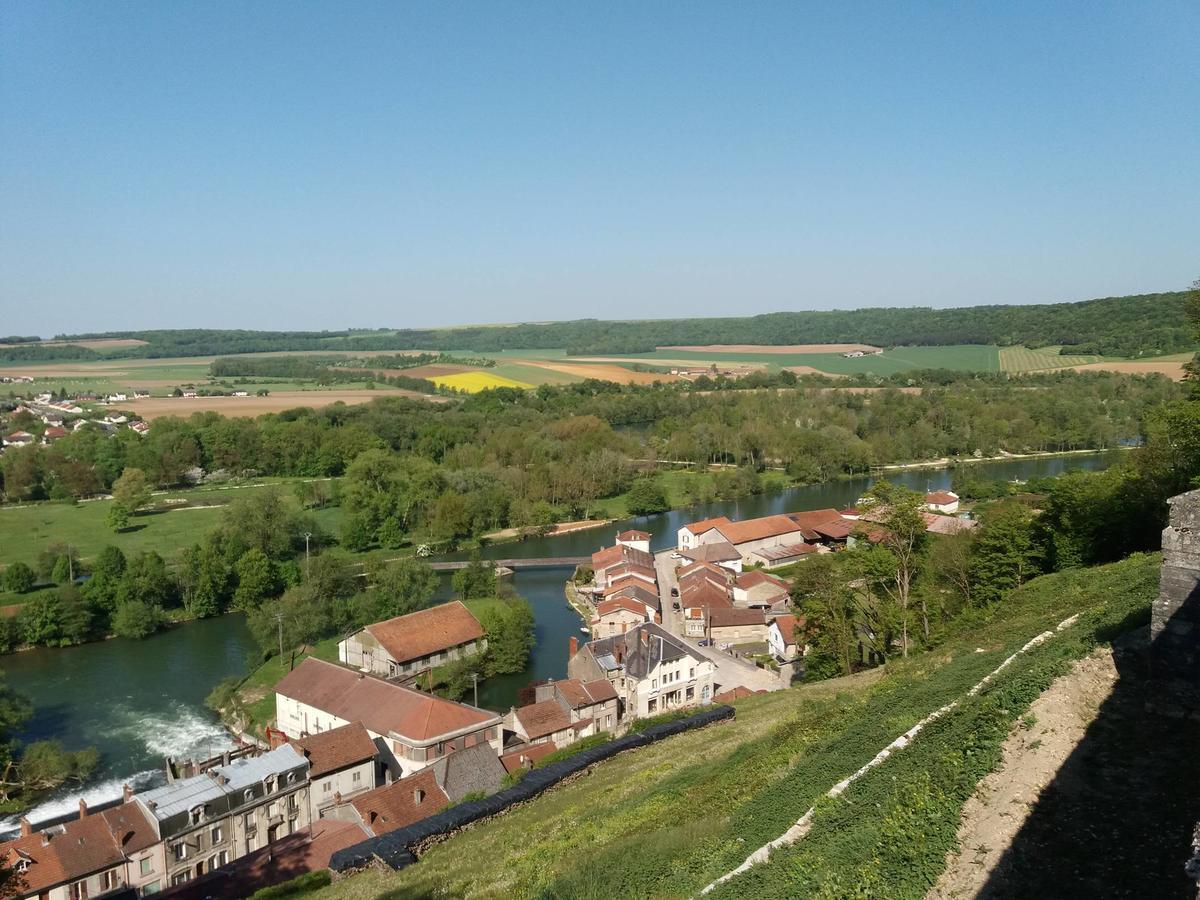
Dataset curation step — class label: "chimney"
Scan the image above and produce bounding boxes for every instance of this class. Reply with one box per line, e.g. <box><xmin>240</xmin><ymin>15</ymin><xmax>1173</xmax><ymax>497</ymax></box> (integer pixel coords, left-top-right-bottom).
<box><xmin>40</xmin><ymin>832</ymin><xmax>50</xmax><ymax>847</ymax></box>
<box><xmin>333</xmin><ymin>791</ymin><xmax>343</xmax><ymax>805</ymax></box>
<box><xmin>123</xmin><ymin>784</ymin><xmax>133</xmax><ymax>803</ymax></box>
<box><xmin>568</xmin><ymin>636</ymin><xmax>578</xmax><ymax>657</ymax></box>
<box><xmin>78</xmin><ymin>798</ymin><xmax>88</xmax><ymax>819</ymax></box>
<box><xmin>222</xmin><ymin>751</ymin><xmax>231</xmax><ymax>766</ymax></box>
<box><xmin>18</xmin><ymin>817</ymin><xmax>31</xmax><ymax>837</ymax></box>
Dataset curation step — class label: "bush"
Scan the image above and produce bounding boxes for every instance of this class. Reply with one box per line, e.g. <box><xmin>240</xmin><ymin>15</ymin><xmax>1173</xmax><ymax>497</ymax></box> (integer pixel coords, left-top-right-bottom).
<box><xmin>2</xmin><ymin>562</ymin><xmax>35</xmax><ymax>594</ymax></box>
<box><xmin>111</xmin><ymin>600</ymin><xmax>167</xmax><ymax>639</ymax></box>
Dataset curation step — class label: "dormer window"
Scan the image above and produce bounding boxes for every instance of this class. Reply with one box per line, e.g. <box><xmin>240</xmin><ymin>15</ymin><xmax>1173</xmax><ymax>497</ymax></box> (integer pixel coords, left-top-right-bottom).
<box><xmin>243</xmin><ymin>789</ymin><xmax>254</xmax><ymax>803</ymax></box>
<box><xmin>189</xmin><ymin>805</ymin><xmax>205</xmax><ymax>826</ymax></box>
<box><xmin>14</xmin><ymin>859</ymin><xmax>28</xmax><ymax>873</ymax></box>
<box><xmin>413</xmin><ymin>789</ymin><xmax>425</xmax><ymax>804</ymax></box>
<box><xmin>286</xmin><ymin>772</ymin><xmax>296</xmax><ymax>785</ymax></box>
<box><xmin>264</xmin><ymin>776</ymin><xmax>277</xmax><ymax>793</ymax></box>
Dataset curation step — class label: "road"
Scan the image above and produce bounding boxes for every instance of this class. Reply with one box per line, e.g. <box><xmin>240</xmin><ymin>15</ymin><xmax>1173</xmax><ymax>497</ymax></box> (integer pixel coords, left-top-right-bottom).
<box><xmin>653</xmin><ymin>549</ymin><xmax>783</xmax><ymax>695</ymax></box>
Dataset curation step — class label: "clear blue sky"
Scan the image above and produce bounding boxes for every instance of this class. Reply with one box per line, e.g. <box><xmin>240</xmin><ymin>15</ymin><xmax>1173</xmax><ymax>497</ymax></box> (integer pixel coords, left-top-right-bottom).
<box><xmin>2</xmin><ymin>1</ymin><xmax>1197</xmax><ymax>335</ymax></box>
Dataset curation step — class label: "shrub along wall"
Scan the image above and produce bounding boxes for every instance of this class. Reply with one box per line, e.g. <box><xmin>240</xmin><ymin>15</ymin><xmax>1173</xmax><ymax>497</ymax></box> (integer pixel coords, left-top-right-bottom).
<box><xmin>329</xmin><ymin>704</ymin><xmax>735</xmax><ymax>873</ymax></box>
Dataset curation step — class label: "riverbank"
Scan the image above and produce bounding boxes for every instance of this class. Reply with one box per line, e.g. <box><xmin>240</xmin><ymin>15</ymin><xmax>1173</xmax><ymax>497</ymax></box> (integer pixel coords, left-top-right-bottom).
<box><xmin>870</xmin><ymin>446</ymin><xmax>1127</xmax><ymax>473</ymax></box>
<box><xmin>482</xmin><ymin>518</ymin><xmax>612</xmax><ymax>544</ymax></box>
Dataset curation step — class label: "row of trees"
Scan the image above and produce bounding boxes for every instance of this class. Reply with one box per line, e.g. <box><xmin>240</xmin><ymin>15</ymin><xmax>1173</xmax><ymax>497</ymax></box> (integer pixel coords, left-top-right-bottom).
<box><xmin>41</xmin><ymin>288</ymin><xmax>1195</xmax><ymax>359</ymax></box>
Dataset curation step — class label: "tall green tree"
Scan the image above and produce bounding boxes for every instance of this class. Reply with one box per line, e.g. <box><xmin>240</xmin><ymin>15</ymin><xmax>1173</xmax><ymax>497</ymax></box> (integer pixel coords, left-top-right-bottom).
<box><xmin>970</xmin><ymin>501</ymin><xmax>1042</xmax><ymax>605</ymax></box>
<box><xmin>859</xmin><ymin>482</ymin><xmax>929</xmax><ymax>654</ymax></box>
<box><xmin>233</xmin><ymin>549</ymin><xmax>279</xmax><ymax>610</ymax></box>
<box><xmin>110</xmin><ymin>466</ymin><xmax>151</xmax><ymax>515</ymax></box>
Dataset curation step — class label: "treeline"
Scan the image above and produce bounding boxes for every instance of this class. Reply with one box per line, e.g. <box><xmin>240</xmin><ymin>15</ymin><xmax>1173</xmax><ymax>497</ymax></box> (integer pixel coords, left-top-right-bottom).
<box><xmin>208</xmin><ymin>352</ymin><xmax>487</xmax><ymax>380</ymax></box>
<box><xmin>44</xmin><ymin>289</ymin><xmax>1196</xmax><ymax>360</ymax></box>
<box><xmin>794</xmin><ymin>392</ymin><xmax>1200</xmax><ymax>678</ymax></box>
<box><xmin>1</xmin><ymin>372</ymin><xmax>1182</xmax><ymax>551</ymax></box>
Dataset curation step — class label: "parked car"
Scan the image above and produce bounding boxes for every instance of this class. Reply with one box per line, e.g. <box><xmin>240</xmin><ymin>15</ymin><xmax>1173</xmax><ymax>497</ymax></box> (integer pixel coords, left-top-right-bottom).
<box><xmin>670</xmin><ymin>551</ymin><xmax>681</xmax><ymax>560</ymax></box>
<box><xmin>698</xmin><ymin>638</ymin><xmax>712</xmax><ymax>647</ymax></box>
<box><xmin>672</xmin><ymin>601</ymin><xmax>681</xmax><ymax>611</ymax></box>
<box><xmin>670</xmin><ymin>586</ymin><xmax>679</xmax><ymax>597</ymax></box>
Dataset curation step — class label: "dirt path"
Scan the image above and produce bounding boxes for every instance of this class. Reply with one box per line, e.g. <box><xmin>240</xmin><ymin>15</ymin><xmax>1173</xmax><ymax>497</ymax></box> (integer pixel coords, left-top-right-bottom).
<box><xmin>928</xmin><ymin>648</ymin><xmax>1120</xmax><ymax>900</ymax></box>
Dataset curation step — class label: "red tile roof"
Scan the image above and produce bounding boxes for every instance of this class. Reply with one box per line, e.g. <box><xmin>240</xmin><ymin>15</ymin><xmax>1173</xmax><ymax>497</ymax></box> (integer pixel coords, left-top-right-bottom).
<box><xmin>616</xmin><ymin>530</ymin><xmax>650</xmax><ymax>541</ymax></box>
<box><xmin>751</xmin><ymin>542</ymin><xmax>819</xmax><ymax>562</ymax></box>
<box><xmin>350</xmin><ymin>769</ymin><xmax>449</xmax><ymax>835</ymax></box>
<box><xmin>364</xmin><ymin>600</ymin><xmax>484</xmax><ymax>665</ymax></box>
<box><xmin>290</xmin><ymin>721</ymin><xmax>379</xmax><ymax>778</ymax></box>
<box><xmin>514</xmin><ymin>700</ymin><xmax>573</xmax><ymax>740</ymax></box>
<box><xmin>925</xmin><ymin>491</ymin><xmax>959</xmax><ymax>504</ymax></box>
<box><xmin>500</xmin><ymin>742</ymin><xmax>558</xmax><ymax>773</ymax></box>
<box><xmin>276</xmin><ymin>658</ymin><xmax>497</xmax><ymax>743</ymax></box>
<box><xmin>0</xmin><ymin>802</ymin><xmax>156</xmax><ymax>895</ymax></box>
<box><xmin>595</xmin><ymin>596</ymin><xmax>652</xmax><ymax>620</ymax></box>
<box><xmin>591</xmin><ymin>544</ymin><xmax>654</xmax><ymax>572</ymax></box>
<box><xmin>735</xmin><ymin>570</ymin><xmax>789</xmax><ymax>591</ymax></box>
<box><xmin>772</xmin><ymin>614</ymin><xmax>802</xmax><ymax>647</ymax></box>
<box><xmin>552</xmin><ymin>678</ymin><xmax>618</xmax><ymax>709</ymax></box>
<box><xmin>680</xmin><ymin>516</ymin><xmax>733</xmax><ymax>536</ymax></box>
<box><xmin>785</xmin><ymin>508</ymin><xmax>843</xmax><ymax>530</ymax></box>
<box><xmin>713</xmin><ymin>515</ymin><xmax>804</xmax><ymax>546</ymax></box>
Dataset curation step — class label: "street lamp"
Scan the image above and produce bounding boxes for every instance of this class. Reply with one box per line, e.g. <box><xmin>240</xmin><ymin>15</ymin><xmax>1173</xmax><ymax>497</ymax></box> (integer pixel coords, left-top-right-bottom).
<box><xmin>471</xmin><ymin>673</ymin><xmax>479</xmax><ymax>707</ymax></box>
<box><xmin>302</xmin><ymin>532</ymin><xmax>313</xmax><ymax>575</ymax></box>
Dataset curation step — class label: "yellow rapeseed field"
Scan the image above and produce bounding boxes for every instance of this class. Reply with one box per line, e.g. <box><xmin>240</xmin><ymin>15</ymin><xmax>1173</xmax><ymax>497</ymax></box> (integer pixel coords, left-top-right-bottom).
<box><xmin>428</xmin><ymin>371</ymin><xmax>534</xmax><ymax>392</ymax></box>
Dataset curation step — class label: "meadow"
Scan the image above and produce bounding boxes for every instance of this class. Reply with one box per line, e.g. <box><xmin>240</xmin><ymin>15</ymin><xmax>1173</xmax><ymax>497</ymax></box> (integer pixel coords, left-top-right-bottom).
<box><xmin>311</xmin><ymin>553</ymin><xmax>1160</xmax><ymax>899</ymax></box>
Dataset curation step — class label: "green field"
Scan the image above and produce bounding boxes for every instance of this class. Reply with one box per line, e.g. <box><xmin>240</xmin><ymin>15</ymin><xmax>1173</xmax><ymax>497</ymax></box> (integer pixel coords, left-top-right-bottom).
<box><xmin>312</xmin><ymin>553</ymin><xmax>1159</xmax><ymax>899</ymax></box>
<box><xmin>999</xmin><ymin>345</ymin><xmax>1100</xmax><ymax>372</ymax></box>
<box><xmin>0</xmin><ymin>479</ymin><xmax>341</xmax><ymax>572</ymax></box>
<box><xmin>590</xmin><ymin>344</ymin><xmax>1002</xmax><ymax>374</ymax></box>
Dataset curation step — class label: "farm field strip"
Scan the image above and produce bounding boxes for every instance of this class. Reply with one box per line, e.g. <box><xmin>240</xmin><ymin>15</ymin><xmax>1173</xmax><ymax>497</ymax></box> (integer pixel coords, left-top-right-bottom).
<box><xmin>428</xmin><ymin>371</ymin><xmax>534</xmax><ymax>392</ymax></box>
<box><xmin>120</xmin><ymin>389</ymin><xmax>447</xmax><ymax>418</ymax></box>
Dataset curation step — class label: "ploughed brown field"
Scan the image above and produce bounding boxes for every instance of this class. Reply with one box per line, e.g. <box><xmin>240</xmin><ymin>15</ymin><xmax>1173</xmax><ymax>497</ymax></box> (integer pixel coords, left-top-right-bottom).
<box><xmin>120</xmin><ymin>389</ymin><xmax>448</xmax><ymax>419</ymax></box>
<box><xmin>660</xmin><ymin>343</ymin><xmax>883</xmax><ymax>354</ymax></box>
<box><xmin>515</xmin><ymin>359</ymin><xmax>681</xmax><ymax>384</ymax></box>
<box><xmin>1069</xmin><ymin>360</ymin><xmax>1188</xmax><ymax>380</ymax></box>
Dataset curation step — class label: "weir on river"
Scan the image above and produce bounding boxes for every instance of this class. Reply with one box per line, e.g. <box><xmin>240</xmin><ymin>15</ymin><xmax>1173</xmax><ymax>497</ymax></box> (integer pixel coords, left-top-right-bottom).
<box><xmin>0</xmin><ymin>450</ymin><xmax>1122</xmax><ymax>833</ymax></box>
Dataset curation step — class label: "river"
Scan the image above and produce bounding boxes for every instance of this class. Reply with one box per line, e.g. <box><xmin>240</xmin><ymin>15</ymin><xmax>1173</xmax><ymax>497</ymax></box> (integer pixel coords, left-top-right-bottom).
<box><xmin>0</xmin><ymin>451</ymin><xmax>1120</xmax><ymax>832</ymax></box>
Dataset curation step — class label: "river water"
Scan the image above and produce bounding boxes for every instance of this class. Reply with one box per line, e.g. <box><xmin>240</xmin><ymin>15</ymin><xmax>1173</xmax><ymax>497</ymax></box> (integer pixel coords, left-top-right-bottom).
<box><xmin>0</xmin><ymin>451</ymin><xmax>1120</xmax><ymax>832</ymax></box>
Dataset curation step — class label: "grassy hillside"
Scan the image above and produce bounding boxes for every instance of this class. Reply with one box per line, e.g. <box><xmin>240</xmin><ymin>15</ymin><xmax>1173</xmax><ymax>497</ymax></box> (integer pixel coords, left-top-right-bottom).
<box><xmin>312</xmin><ymin>553</ymin><xmax>1160</xmax><ymax>899</ymax></box>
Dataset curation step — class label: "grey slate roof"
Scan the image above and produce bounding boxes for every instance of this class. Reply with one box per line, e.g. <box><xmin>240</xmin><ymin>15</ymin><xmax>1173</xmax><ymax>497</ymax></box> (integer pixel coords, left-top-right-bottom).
<box><xmin>584</xmin><ymin>623</ymin><xmax>702</xmax><ymax>679</ymax></box>
<box><xmin>137</xmin><ymin>745</ymin><xmax>308</xmax><ymax>822</ymax></box>
<box><xmin>431</xmin><ymin>743</ymin><xmax>507</xmax><ymax>802</ymax></box>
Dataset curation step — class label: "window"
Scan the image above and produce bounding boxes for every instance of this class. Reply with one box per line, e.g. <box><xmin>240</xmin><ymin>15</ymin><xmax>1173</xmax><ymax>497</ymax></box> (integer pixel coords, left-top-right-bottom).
<box><xmin>244</xmin><ymin>813</ymin><xmax>257</xmax><ymax>836</ymax></box>
<box><xmin>140</xmin><ymin>857</ymin><xmax>153</xmax><ymax>877</ymax></box>
<box><xmin>217</xmin><ymin>850</ymin><xmax>229</xmax><ymax>867</ymax></box>
<box><xmin>352</xmin><ymin>770</ymin><xmax>363</xmax><ymax>784</ymax></box>
<box><xmin>14</xmin><ymin>859</ymin><xmax>27</xmax><ymax>873</ymax></box>
<box><xmin>686</xmin><ymin>686</ymin><xmax>695</xmax><ymax>701</ymax></box>
<box><xmin>323</xmin><ymin>780</ymin><xmax>333</xmax><ymax>794</ymax></box>
<box><xmin>286</xmin><ymin>772</ymin><xmax>296</xmax><ymax>785</ymax></box>
<box><xmin>210</xmin><ymin>825</ymin><xmax>222</xmax><ymax>844</ymax></box>
<box><xmin>172</xmin><ymin>842</ymin><xmax>187</xmax><ymax>862</ymax></box>
<box><xmin>651</xmin><ymin>678</ymin><xmax>658</xmax><ymax>689</ymax></box>
<box><xmin>171</xmin><ymin>872</ymin><xmax>190</xmax><ymax>887</ymax></box>
<box><xmin>143</xmin><ymin>881</ymin><xmax>161</xmax><ymax>895</ymax></box>
<box><xmin>264</xmin><ymin>776</ymin><xmax>277</xmax><ymax>794</ymax></box>
<box><xmin>243</xmin><ymin>789</ymin><xmax>254</xmax><ymax>803</ymax></box>
<box><xmin>71</xmin><ymin>879</ymin><xmax>89</xmax><ymax>899</ymax></box>
<box><xmin>189</xmin><ymin>805</ymin><xmax>205</xmax><ymax>826</ymax></box>
<box><xmin>689</xmin><ymin>667</ymin><xmax>695</xmax><ymax>679</ymax></box>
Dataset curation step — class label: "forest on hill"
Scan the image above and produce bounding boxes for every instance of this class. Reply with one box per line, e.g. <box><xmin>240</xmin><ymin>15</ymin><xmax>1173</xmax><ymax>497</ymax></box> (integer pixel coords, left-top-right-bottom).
<box><xmin>11</xmin><ymin>289</ymin><xmax>1189</xmax><ymax>361</ymax></box>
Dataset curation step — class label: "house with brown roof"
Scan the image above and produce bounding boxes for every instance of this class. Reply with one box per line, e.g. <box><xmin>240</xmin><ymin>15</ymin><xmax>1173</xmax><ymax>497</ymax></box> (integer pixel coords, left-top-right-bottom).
<box><xmin>676</xmin><ymin>516</ymin><xmax>733</xmax><ymax>551</ymax></box>
<box><xmin>678</xmin><ymin>541</ymin><xmax>743</xmax><ymax>571</ymax></box>
<box><xmin>748</xmin><ymin>542</ymin><xmax>822</xmax><ymax>568</ymax></box>
<box><xmin>274</xmin><ymin>658</ymin><xmax>503</xmax><ymax>779</ymax></box>
<box><xmin>592</xmin><ymin>595</ymin><xmax>655</xmax><ymax>638</ymax></box>
<box><xmin>707</xmin><ymin>607</ymin><xmax>769</xmax><ymax>645</ymax></box>
<box><xmin>507</xmin><ymin>699</ymin><xmax>586</xmax><ymax>747</ymax></box>
<box><xmin>506</xmin><ymin>676</ymin><xmax>620</xmax><ymax>748</ymax></box>
<box><xmin>338</xmin><ymin>743</ymin><xmax>505</xmax><ymax>837</ymax></box>
<box><xmin>925</xmin><ymin>490</ymin><xmax>960</xmax><ymax>514</ymax></box>
<box><xmin>500</xmin><ymin>741</ymin><xmax>558</xmax><ymax>773</ymax></box>
<box><xmin>732</xmin><ymin>570</ymin><xmax>791</xmax><ymax>610</ymax></box>
<box><xmin>677</xmin><ymin>563</ymin><xmax>735</xmax><ymax>637</ymax></box>
<box><xmin>0</xmin><ymin>798</ymin><xmax>161</xmax><ymax>900</ymax></box>
<box><xmin>769</xmin><ymin>614</ymin><xmax>804</xmax><ymax>662</ymax></box>
<box><xmin>590</xmin><ymin>544</ymin><xmax>655</xmax><ymax>592</ymax></box>
<box><xmin>600</xmin><ymin>562</ymin><xmax>658</xmax><ymax>590</ymax></box>
<box><xmin>680</xmin><ymin>514</ymin><xmax>807</xmax><ymax>565</ymax></box>
<box><xmin>338</xmin><ymin>600</ymin><xmax>487</xmax><ymax>679</ymax></box>
<box><xmin>289</xmin><ymin>722</ymin><xmax>380</xmax><ymax>818</ymax></box>
<box><xmin>614</xmin><ymin>529</ymin><xmax>651</xmax><ymax>553</ymax></box>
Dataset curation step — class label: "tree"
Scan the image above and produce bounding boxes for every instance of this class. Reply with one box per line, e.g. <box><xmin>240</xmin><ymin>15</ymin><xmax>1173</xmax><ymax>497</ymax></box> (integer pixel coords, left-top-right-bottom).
<box><xmin>2</xmin><ymin>563</ymin><xmax>35</xmax><ymax>595</ymax></box>
<box><xmin>111</xmin><ymin>600</ymin><xmax>167</xmax><ymax>639</ymax></box>
<box><xmin>17</xmin><ymin>740</ymin><xmax>99</xmax><ymax>791</ymax></box>
<box><xmin>233</xmin><ymin>549</ymin><xmax>278</xmax><ymax>609</ymax></box>
<box><xmin>625</xmin><ymin>477</ymin><xmax>669</xmax><ymax>516</ymax></box>
<box><xmin>926</xmin><ymin>529</ymin><xmax>975</xmax><ymax>609</ymax></box>
<box><xmin>364</xmin><ymin>556</ymin><xmax>438</xmax><ymax>620</ymax></box>
<box><xmin>106</xmin><ymin>504</ymin><xmax>130</xmax><ymax>532</ymax></box>
<box><xmin>111</xmin><ymin>467</ymin><xmax>151</xmax><ymax>514</ymax></box>
<box><xmin>477</xmin><ymin>598</ymin><xmax>535</xmax><ymax>676</ymax></box>
<box><xmin>180</xmin><ymin>543</ymin><xmax>230</xmax><ymax>618</ymax></box>
<box><xmin>970</xmin><ymin>501</ymin><xmax>1042</xmax><ymax>605</ymax></box>
<box><xmin>452</xmin><ymin>555</ymin><xmax>497</xmax><ymax>601</ymax></box>
<box><xmin>115</xmin><ymin>551</ymin><xmax>177</xmax><ymax>610</ymax></box>
<box><xmin>790</xmin><ymin>555</ymin><xmax>858</xmax><ymax>678</ymax></box>
<box><xmin>82</xmin><ymin>546</ymin><xmax>126</xmax><ymax>614</ymax></box>
<box><xmin>859</xmin><ymin>482</ymin><xmax>929</xmax><ymax>655</ymax></box>
<box><xmin>18</xmin><ymin>591</ymin><xmax>65</xmax><ymax>646</ymax></box>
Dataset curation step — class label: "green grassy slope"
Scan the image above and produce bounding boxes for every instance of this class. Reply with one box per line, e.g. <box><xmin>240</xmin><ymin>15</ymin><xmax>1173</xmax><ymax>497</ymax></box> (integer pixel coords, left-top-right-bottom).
<box><xmin>312</xmin><ymin>553</ymin><xmax>1159</xmax><ymax>900</ymax></box>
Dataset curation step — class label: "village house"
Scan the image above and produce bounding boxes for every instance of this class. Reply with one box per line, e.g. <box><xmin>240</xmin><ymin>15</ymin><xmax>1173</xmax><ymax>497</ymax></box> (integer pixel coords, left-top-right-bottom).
<box><xmin>568</xmin><ymin>623</ymin><xmax>714</xmax><ymax>719</ymax></box>
<box><xmin>707</xmin><ymin>607</ymin><xmax>770</xmax><ymax>646</ymax></box>
<box><xmin>338</xmin><ymin>600</ymin><xmax>487</xmax><ymax>679</ymax></box>
<box><xmin>614</xmin><ymin>529</ymin><xmax>651</xmax><ymax>553</ymax></box>
<box><xmin>134</xmin><ymin>390</ymin><xmax>151</xmax><ymax>399</ymax></box>
<box><xmin>677</xmin><ymin>541</ymin><xmax>743</xmax><ymax>571</ymax></box>
<box><xmin>590</xmin><ymin>543</ymin><xmax>655</xmax><ymax>594</ymax></box>
<box><xmin>748</xmin><ymin>542</ymin><xmax>821</xmax><ymax>569</ymax></box>
<box><xmin>732</xmin><ymin>570</ymin><xmax>791</xmax><ymax>611</ymax></box>
<box><xmin>599</xmin><ymin>561</ymin><xmax>657</xmax><ymax>590</ymax></box>
<box><xmin>499</xmin><ymin>741</ymin><xmax>558</xmax><ymax>774</ymax></box>
<box><xmin>135</xmin><ymin>744</ymin><xmax>311</xmax><ymax>890</ymax></box>
<box><xmin>925</xmin><ymin>490</ymin><xmax>961</xmax><ymax>514</ymax></box>
<box><xmin>507</xmin><ymin>699</ymin><xmax>591</xmax><ymax>747</ymax></box>
<box><xmin>678</xmin><ymin>514</ymin><xmax>806</xmax><ymax>565</ymax></box>
<box><xmin>786</xmin><ymin>508</ymin><xmax>854</xmax><ymax>548</ymax></box>
<box><xmin>274</xmin><ymin>657</ymin><xmax>503</xmax><ymax>779</ymax></box>
<box><xmin>0</xmin><ymin>797</ymin><xmax>162</xmax><ymax>900</ymax></box>
<box><xmin>287</xmin><ymin>722</ymin><xmax>380</xmax><ymax>819</ymax></box>
<box><xmin>2</xmin><ymin>430</ymin><xmax>34</xmax><ymax>447</ymax></box>
<box><xmin>591</xmin><ymin>594</ymin><xmax>656</xmax><ymax>638</ymax></box>
<box><xmin>677</xmin><ymin>561</ymin><xmax>735</xmax><ymax>637</ymax></box>
<box><xmin>41</xmin><ymin>425</ymin><xmax>68</xmax><ymax>443</ymax></box>
<box><xmin>769</xmin><ymin>614</ymin><xmax>803</xmax><ymax>662</ymax></box>
<box><xmin>507</xmin><ymin>672</ymin><xmax>621</xmax><ymax>748</ymax></box>
<box><xmin>335</xmin><ymin>743</ymin><xmax>505</xmax><ymax>837</ymax></box>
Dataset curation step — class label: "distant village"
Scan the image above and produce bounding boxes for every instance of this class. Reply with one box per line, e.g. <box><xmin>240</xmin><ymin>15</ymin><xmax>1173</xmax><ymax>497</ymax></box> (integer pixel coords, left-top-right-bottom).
<box><xmin>0</xmin><ymin>491</ymin><xmax>975</xmax><ymax>899</ymax></box>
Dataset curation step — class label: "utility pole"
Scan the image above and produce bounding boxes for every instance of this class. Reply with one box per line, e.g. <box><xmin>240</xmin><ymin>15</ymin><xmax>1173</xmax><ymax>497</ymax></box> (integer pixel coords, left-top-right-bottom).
<box><xmin>471</xmin><ymin>672</ymin><xmax>479</xmax><ymax>707</ymax></box>
<box><xmin>302</xmin><ymin>532</ymin><xmax>313</xmax><ymax>576</ymax></box>
<box><xmin>276</xmin><ymin>612</ymin><xmax>285</xmax><ymax>671</ymax></box>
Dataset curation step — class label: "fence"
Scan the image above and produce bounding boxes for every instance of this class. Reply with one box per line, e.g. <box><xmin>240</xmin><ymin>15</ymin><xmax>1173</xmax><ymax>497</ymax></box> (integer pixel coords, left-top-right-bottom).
<box><xmin>329</xmin><ymin>703</ymin><xmax>735</xmax><ymax>873</ymax></box>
